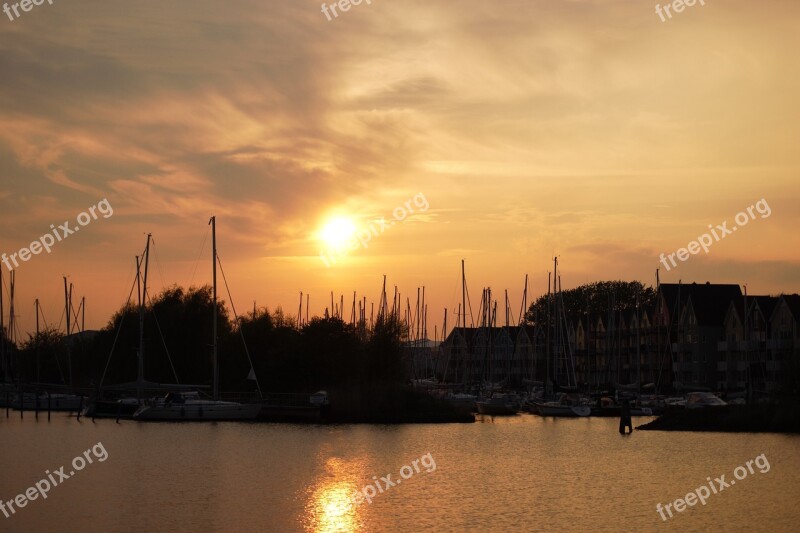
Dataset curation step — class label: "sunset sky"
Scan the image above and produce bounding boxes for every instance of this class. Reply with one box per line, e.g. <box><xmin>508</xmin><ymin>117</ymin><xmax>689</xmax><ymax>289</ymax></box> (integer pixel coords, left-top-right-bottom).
<box><xmin>1</xmin><ymin>0</ymin><xmax>798</xmax><ymax>338</ymax></box>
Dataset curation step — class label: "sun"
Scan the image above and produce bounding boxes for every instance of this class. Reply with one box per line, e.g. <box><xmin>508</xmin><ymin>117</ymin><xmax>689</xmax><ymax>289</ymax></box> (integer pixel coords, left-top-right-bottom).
<box><xmin>319</xmin><ymin>216</ymin><xmax>357</xmax><ymax>250</ymax></box>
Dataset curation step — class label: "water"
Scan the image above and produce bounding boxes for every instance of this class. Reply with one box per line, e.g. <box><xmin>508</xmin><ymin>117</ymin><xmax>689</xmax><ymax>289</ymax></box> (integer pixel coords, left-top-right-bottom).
<box><xmin>1</xmin><ymin>413</ymin><xmax>798</xmax><ymax>532</ymax></box>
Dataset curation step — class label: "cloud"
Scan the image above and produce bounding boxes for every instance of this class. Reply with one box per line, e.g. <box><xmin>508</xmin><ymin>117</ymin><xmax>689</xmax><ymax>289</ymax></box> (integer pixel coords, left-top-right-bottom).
<box><xmin>0</xmin><ymin>0</ymin><xmax>798</xmax><ymax>334</ymax></box>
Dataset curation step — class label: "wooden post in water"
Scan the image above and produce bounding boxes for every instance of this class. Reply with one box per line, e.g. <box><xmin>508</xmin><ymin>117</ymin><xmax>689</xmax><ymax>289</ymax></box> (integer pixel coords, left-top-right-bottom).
<box><xmin>619</xmin><ymin>400</ymin><xmax>633</xmax><ymax>434</ymax></box>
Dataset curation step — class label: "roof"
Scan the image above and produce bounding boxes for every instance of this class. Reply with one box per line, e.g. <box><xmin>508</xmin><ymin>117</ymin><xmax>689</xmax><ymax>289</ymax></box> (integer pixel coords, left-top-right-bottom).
<box><xmin>778</xmin><ymin>294</ymin><xmax>800</xmax><ymax>321</ymax></box>
<box><xmin>749</xmin><ymin>296</ymin><xmax>779</xmax><ymax>321</ymax></box>
<box><xmin>443</xmin><ymin>324</ymin><xmax>538</xmax><ymax>345</ymax></box>
<box><xmin>661</xmin><ymin>282</ymin><xmax>742</xmax><ymax>327</ymax></box>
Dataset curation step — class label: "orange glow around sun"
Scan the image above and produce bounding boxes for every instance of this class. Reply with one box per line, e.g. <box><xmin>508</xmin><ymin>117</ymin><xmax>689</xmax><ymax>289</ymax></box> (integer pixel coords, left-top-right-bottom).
<box><xmin>318</xmin><ymin>216</ymin><xmax>357</xmax><ymax>250</ymax></box>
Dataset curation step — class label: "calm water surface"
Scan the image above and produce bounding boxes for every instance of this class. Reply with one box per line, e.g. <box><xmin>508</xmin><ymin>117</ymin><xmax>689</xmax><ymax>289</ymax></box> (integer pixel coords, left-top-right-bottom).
<box><xmin>1</xmin><ymin>413</ymin><xmax>798</xmax><ymax>532</ymax></box>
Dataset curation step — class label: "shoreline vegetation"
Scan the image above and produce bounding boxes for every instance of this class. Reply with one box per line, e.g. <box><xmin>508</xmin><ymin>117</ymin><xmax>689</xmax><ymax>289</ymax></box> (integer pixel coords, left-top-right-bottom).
<box><xmin>637</xmin><ymin>403</ymin><xmax>800</xmax><ymax>434</ymax></box>
<box><xmin>2</xmin><ymin>284</ymin><xmax>474</xmax><ymax>423</ymax></box>
<box><xmin>4</xmin><ymin>282</ymin><xmax>799</xmax><ymax>426</ymax></box>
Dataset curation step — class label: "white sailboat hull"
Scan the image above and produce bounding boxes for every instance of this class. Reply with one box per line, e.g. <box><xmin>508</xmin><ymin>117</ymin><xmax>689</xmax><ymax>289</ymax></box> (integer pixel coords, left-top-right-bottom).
<box><xmin>134</xmin><ymin>400</ymin><xmax>260</xmax><ymax>421</ymax></box>
<box><xmin>476</xmin><ymin>394</ymin><xmax>519</xmax><ymax>416</ymax></box>
<box><xmin>533</xmin><ymin>402</ymin><xmax>591</xmax><ymax>417</ymax></box>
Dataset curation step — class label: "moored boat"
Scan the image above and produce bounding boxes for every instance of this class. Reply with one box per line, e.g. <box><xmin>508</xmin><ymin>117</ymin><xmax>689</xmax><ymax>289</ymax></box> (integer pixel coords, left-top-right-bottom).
<box><xmin>7</xmin><ymin>391</ymin><xmax>86</xmax><ymax>411</ymax></box>
<box><xmin>686</xmin><ymin>391</ymin><xmax>727</xmax><ymax>409</ymax></box>
<box><xmin>134</xmin><ymin>217</ymin><xmax>261</xmax><ymax>422</ymax></box>
<box><xmin>533</xmin><ymin>401</ymin><xmax>591</xmax><ymax>417</ymax></box>
<box><xmin>531</xmin><ymin>392</ymin><xmax>591</xmax><ymax>417</ymax></box>
<box><xmin>476</xmin><ymin>393</ymin><xmax>518</xmax><ymax>416</ymax></box>
<box><xmin>133</xmin><ymin>391</ymin><xmax>261</xmax><ymax>421</ymax></box>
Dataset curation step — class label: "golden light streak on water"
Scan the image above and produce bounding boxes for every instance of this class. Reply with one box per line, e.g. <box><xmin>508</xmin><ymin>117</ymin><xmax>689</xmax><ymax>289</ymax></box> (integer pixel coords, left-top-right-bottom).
<box><xmin>304</xmin><ymin>457</ymin><xmax>363</xmax><ymax>533</ymax></box>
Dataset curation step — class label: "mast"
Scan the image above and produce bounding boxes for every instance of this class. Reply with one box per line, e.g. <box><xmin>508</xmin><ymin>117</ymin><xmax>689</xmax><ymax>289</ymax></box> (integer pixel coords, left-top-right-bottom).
<box><xmin>483</xmin><ymin>288</ymin><xmax>490</xmax><ymax>386</ymax></box>
<box><xmin>743</xmin><ymin>283</ymin><xmax>748</xmax><ymax>402</ymax></box>
<box><xmin>210</xmin><ymin>216</ymin><xmax>219</xmax><ymax>400</ymax></box>
<box><xmin>8</xmin><ymin>272</ymin><xmax>14</xmax><ymax>380</ymax></box>
<box><xmin>1</xmin><ymin>268</ymin><xmax>5</xmax><ymax>383</ymax></box>
<box><xmin>415</xmin><ymin>287</ymin><xmax>421</xmax><ymax>345</ymax></box>
<box><xmin>553</xmin><ymin>257</ymin><xmax>558</xmax><ymax>387</ymax></box>
<box><xmin>64</xmin><ymin>275</ymin><xmax>69</xmax><ymax>336</ymax></box>
<box><xmin>421</xmin><ymin>286</ymin><xmax>426</xmax><ymax>342</ymax></box>
<box><xmin>35</xmin><ymin>298</ymin><xmax>40</xmax><ymax>384</ymax></box>
<box><xmin>655</xmin><ymin>268</ymin><xmax>660</xmax><ymax>393</ymax></box>
<box><xmin>505</xmin><ymin>290</ymin><xmax>509</xmax><ymax>328</ymax></box>
<box><xmin>442</xmin><ymin>307</ymin><xmax>447</xmax><ymax>380</ymax></box>
<box><xmin>8</xmin><ymin>272</ymin><xmax>14</xmax><ymax>382</ymax></box>
<box><xmin>298</xmin><ymin>292</ymin><xmax>303</xmax><ymax>328</ymax></box>
<box><xmin>461</xmin><ymin>260</ymin><xmax>467</xmax><ymax>388</ymax></box>
<box><xmin>380</xmin><ymin>275</ymin><xmax>387</xmax><ymax>322</ymax></box>
<box><xmin>636</xmin><ymin>287</ymin><xmax>641</xmax><ymax>393</ymax></box>
<box><xmin>546</xmin><ymin>269</ymin><xmax>551</xmax><ymax>397</ymax></box>
<box><xmin>406</xmin><ymin>298</ymin><xmax>411</xmax><ymax>344</ymax></box>
<box><xmin>489</xmin><ymin>288</ymin><xmax>494</xmax><ymax>385</ymax></box>
<box><xmin>555</xmin><ymin>258</ymin><xmax>561</xmax><ymax>389</ymax></box>
<box><xmin>142</xmin><ymin>236</ymin><xmax>152</xmax><ymax>382</ymax></box>
<box><xmin>135</xmin><ymin>255</ymin><xmax>142</xmax><ymax>398</ymax></box>
<box><xmin>586</xmin><ymin>296</ymin><xmax>591</xmax><ymax>392</ymax></box>
<box><xmin>136</xmin><ymin>234</ymin><xmax>152</xmax><ymax>399</ymax></box>
<box><xmin>62</xmin><ymin>275</ymin><xmax>72</xmax><ymax>388</ymax></box>
<box><xmin>69</xmin><ymin>283</ymin><xmax>74</xmax><ymax>334</ymax></box>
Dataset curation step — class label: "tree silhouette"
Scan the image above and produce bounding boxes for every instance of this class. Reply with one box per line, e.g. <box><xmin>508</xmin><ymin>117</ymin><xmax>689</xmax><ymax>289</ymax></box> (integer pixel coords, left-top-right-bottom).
<box><xmin>524</xmin><ymin>280</ymin><xmax>657</xmax><ymax>327</ymax></box>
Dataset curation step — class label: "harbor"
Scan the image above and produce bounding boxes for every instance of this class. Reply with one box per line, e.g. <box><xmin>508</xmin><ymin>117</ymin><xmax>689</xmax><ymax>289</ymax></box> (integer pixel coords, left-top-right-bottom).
<box><xmin>2</xmin><ymin>255</ymin><xmax>798</xmax><ymax>430</ymax></box>
<box><xmin>2</xmin><ymin>0</ymin><xmax>799</xmax><ymax>530</ymax></box>
<box><xmin>2</xmin><ymin>409</ymin><xmax>798</xmax><ymax>532</ymax></box>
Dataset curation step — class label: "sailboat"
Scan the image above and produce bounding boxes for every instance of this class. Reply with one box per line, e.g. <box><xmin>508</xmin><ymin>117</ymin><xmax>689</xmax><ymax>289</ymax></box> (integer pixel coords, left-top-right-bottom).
<box><xmin>2</xmin><ymin>272</ymin><xmax>86</xmax><ymax>412</ymax></box>
<box><xmin>133</xmin><ymin>390</ymin><xmax>260</xmax><ymax>421</ymax></box>
<box><xmin>133</xmin><ymin>216</ymin><xmax>261</xmax><ymax>421</ymax></box>
<box><xmin>532</xmin><ymin>393</ymin><xmax>591</xmax><ymax>417</ymax></box>
<box><xmin>0</xmin><ymin>268</ymin><xmax>15</xmax><ymax>408</ymax></box>
<box><xmin>21</xmin><ymin>282</ymin><xmax>88</xmax><ymax>412</ymax></box>
<box><xmin>474</xmin><ymin>287</ymin><xmax>519</xmax><ymax>415</ymax></box>
<box><xmin>530</xmin><ymin>257</ymin><xmax>590</xmax><ymax>417</ymax></box>
<box><xmin>84</xmin><ymin>234</ymin><xmax>159</xmax><ymax>419</ymax></box>
<box><xmin>476</xmin><ymin>393</ymin><xmax>519</xmax><ymax>415</ymax></box>
<box><xmin>443</xmin><ymin>261</ymin><xmax>478</xmax><ymax>412</ymax></box>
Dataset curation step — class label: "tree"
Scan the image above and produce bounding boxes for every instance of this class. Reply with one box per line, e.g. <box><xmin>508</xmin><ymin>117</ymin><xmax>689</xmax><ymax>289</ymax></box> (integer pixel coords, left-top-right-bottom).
<box><xmin>524</xmin><ymin>280</ymin><xmax>657</xmax><ymax>327</ymax></box>
<box><xmin>366</xmin><ymin>314</ymin><xmax>405</xmax><ymax>384</ymax></box>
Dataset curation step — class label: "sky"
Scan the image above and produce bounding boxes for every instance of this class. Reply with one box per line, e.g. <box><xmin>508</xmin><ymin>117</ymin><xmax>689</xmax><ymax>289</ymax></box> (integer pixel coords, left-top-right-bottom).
<box><xmin>1</xmin><ymin>0</ymin><xmax>799</xmax><ymax>339</ymax></box>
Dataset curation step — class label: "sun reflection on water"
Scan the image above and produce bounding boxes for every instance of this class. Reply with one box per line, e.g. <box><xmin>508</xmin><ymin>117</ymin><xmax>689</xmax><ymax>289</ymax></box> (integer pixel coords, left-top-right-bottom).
<box><xmin>304</xmin><ymin>457</ymin><xmax>363</xmax><ymax>533</ymax></box>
